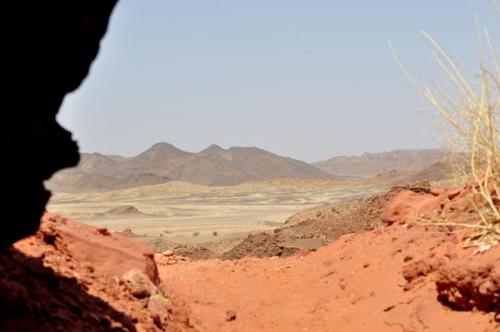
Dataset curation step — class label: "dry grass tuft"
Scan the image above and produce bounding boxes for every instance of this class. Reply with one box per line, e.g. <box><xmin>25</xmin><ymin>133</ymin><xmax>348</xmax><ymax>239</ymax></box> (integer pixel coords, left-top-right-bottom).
<box><xmin>389</xmin><ymin>24</ymin><xmax>499</xmax><ymax>252</ymax></box>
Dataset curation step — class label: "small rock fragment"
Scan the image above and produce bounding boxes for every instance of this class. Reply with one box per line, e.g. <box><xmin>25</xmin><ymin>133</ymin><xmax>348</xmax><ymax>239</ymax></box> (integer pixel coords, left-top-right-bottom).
<box><xmin>162</xmin><ymin>249</ymin><xmax>175</xmax><ymax>257</ymax></box>
<box><xmin>122</xmin><ymin>269</ymin><xmax>157</xmax><ymax>299</ymax></box>
<box><xmin>96</xmin><ymin>227</ymin><xmax>111</xmax><ymax>236</ymax></box>
<box><xmin>226</xmin><ymin>310</ymin><xmax>237</xmax><ymax>321</ymax></box>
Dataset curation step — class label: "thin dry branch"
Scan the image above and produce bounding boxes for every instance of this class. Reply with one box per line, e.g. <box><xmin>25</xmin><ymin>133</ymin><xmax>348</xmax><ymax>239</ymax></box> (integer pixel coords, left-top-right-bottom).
<box><xmin>390</xmin><ymin>26</ymin><xmax>499</xmax><ymax>251</ymax></box>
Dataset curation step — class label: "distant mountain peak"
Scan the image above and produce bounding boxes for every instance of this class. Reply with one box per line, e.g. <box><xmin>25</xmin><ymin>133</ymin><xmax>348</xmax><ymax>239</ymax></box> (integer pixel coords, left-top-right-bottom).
<box><xmin>48</xmin><ymin>142</ymin><xmax>332</xmax><ymax>189</ymax></box>
<box><xmin>198</xmin><ymin>144</ymin><xmax>226</xmax><ymax>155</ymax></box>
<box><xmin>136</xmin><ymin>142</ymin><xmax>191</xmax><ymax>162</ymax></box>
<box><xmin>150</xmin><ymin>142</ymin><xmax>178</xmax><ymax>150</ymax></box>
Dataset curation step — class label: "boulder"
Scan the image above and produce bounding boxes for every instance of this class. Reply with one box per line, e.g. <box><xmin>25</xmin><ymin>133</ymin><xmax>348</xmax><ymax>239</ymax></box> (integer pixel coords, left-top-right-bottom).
<box><xmin>41</xmin><ymin>214</ymin><xmax>160</xmax><ymax>285</ymax></box>
<box><xmin>381</xmin><ymin>190</ymin><xmax>444</xmax><ymax>225</ymax></box>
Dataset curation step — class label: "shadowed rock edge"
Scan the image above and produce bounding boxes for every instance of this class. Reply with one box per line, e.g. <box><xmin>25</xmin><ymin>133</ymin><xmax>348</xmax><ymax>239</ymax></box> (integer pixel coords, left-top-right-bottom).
<box><xmin>3</xmin><ymin>0</ymin><xmax>119</xmax><ymax>248</ymax></box>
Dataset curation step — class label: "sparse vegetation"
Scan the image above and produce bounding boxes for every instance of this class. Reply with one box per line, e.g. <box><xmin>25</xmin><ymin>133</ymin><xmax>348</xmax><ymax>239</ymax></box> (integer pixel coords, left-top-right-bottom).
<box><xmin>390</xmin><ymin>19</ymin><xmax>500</xmax><ymax>251</ymax></box>
<box><xmin>212</xmin><ymin>231</ymin><xmax>218</xmax><ymax>237</ymax></box>
<box><xmin>192</xmin><ymin>231</ymin><xmax>200</xmax><ymax>237</ymax></box>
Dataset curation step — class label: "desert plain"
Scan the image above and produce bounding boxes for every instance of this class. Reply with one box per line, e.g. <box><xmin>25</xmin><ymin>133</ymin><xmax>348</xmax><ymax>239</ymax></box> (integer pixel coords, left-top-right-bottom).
<box><xmin>46</xmin><ymin>179</ymin><xmax>385</xmax><ymax>253</ymax></box>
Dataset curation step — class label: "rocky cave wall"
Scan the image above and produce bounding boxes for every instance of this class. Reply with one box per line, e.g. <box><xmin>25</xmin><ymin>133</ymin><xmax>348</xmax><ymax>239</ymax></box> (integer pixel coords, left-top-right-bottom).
<box><xmin>2</xmin><ymin>0</ymin><xmax>118</xmax><ymax>248</ymax></box>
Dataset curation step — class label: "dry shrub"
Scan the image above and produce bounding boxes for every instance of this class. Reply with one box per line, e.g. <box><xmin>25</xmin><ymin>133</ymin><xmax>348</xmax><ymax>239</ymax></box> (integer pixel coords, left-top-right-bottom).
<box><xmin>389</xmin><ymin>19</ymin><xmax>499</xmax><ymax>251</ymax></box>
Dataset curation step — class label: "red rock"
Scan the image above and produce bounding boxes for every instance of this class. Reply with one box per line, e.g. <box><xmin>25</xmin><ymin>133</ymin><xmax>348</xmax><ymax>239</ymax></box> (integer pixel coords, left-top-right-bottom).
<box><xmin>443</xmin><ymin>197</ymin><xmax>475</xmax><ymax>214</ymax></box>
<box><xmin>436</xmin><ymin>252</ymin><xmax>500</xmax><ymax>312</ymax></box>
<box><xmin>448</xmin><ymin>188</ymin><xmax>462</xmax><ymax>200</ymax></box>
<box><xmin>122</xmin><ymin>269</ymin><xmax>158</xmax><ymax>299</ymax></box>
<box><xmin>41</xmin><ymin>213</ymin><xmax>160</xmax><ymax>285</ymax></box>
<box><xmin>225</xmin><ymin>310</ymin><xmax>237</xmax><ymax>321</ymax></box>
<box><xmin>5</xmin><ymin>214</ymin><xmax>193</xmax><ymax>332</ymax></box>
<box><xmin>381</xmin><ymin>190</ymin><xmax>444</xmax><ymax>225</ymax></box>
<box><xmin>96</xmin><ymin>227</ymin><xmax>111</xmax><ymax>236</ymax></box>
<box><xmin>430</xmin><ymin>187</ymin><xmax>446</xmax><ymax>196</ymax></box>
<box><xmin>148</xmin><ymin>295</ymin><xmax>174</xmax><ymax>329</ymax></box>
<box><xmin>299</xmin><ymin>248</ymin><xmax>310</xmax><ymax>257</ymax></box>
<box><xmin>402</xmin><ymin>257</ymin><xmax>445</xmax><ymax>290</ymax></box>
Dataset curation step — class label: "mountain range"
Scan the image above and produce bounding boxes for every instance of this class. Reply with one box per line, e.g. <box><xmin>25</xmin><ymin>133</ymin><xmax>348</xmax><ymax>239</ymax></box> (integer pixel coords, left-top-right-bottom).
<box><xmin>46</xmin><ymin>143</ymin><xmax>330</xmax><ymax>191</ymax></box>
<box><xmin>46</xmin><ymin>143</ymin><xmax>448</xmax><ymax>192</ymax></box>
<box><xmin>313</xmin><ymin>149</ymin><xmax>447</xmax><ymax>178</ymax></box>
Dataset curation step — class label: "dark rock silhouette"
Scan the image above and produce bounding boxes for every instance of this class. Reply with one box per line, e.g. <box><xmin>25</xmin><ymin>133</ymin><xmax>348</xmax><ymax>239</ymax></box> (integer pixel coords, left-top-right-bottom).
<box><xmin>3</xmin><ymin>0</ymin><xmax>118</xmax><ymax>248</ymax></box>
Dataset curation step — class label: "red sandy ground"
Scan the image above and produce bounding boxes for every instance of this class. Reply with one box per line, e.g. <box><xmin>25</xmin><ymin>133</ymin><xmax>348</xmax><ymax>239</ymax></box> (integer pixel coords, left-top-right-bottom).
<box><xmin>158</xmin><ymin>187</ymin><xmax>499</xmax><ymax>332</ymax></box>
<box><xmin>159</xmin><ymin>224</ymin><xmax>498</xmax><ymax>332</ymax></box>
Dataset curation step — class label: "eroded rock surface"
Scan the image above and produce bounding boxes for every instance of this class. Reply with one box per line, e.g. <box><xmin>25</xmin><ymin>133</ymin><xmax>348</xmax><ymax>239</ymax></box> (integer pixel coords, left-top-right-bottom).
<box><xmin>0</xmin><ymin>214</ymin><xmax>193</xmax><ymax>331</ymax></box>
<box><xmin>436</xmin><ymin>254</ymin><xmax>499</xmax><ymax>312</ymax></box>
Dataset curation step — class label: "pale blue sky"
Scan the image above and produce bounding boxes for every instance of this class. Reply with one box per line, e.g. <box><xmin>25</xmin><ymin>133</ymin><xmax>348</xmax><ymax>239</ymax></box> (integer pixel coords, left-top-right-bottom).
<box><xmin>59</xmin><ymin>0</ymin><xmax>498</xmax><ymax>162</ymax></box>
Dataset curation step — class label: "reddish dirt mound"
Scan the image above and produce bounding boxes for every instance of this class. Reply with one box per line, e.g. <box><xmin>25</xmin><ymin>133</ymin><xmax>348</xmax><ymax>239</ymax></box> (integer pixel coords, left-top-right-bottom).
<box><xmin>159</xmin><ymin>225</ymin><xmax>498</xmax><ymax>331</ymax></box>
<box><xmin>0</xmin><ymin>214</ymin><xmax>193</xmax><ymax>332</ymax></box>
<box><xmin>158</xmin><ymin>186</ymin><xmax>499</xmax><ymax>331</ymax></box>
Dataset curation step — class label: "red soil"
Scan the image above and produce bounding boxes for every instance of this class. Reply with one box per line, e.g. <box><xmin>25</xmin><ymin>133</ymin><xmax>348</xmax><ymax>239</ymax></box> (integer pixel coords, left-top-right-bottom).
<box><xmin>158</xmin><ymin>225</ymin><xmax>498</xmax><ymax>331</ymax></box>
<box><xmin>158</xmin><ymin>187</ymin><xmax>499</xmax><ymax>331</ymax></box>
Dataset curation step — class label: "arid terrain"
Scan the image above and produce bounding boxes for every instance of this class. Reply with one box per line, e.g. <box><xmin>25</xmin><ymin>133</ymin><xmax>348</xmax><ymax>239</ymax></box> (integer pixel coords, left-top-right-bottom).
<box><xmin>46</xmin><ymin>179</ymin><xmax>385</xmax><ymax>254</ymax></box>
<box><xmin>46</xmin><ymin>147</ymin><xmax>451</xmax><ymax>254</ymax></box>
<box><xmin>3</xmin><ymin>183</ymin><xmax>498</xmax><ymax>331</ymax></box>
<box><xmin>5</xmin><ymin>1</ymin><xmax>497</xmax><ymax>331</ymax></box>
<box><xmin>20</xmin><ymin>147</ymin><xmax>496</xmax><ymax>332</ymax></box>
<box><xmin>46</xmin><ymin>144</ymin><xmax>449</xmax><ymax>191</ymax></box>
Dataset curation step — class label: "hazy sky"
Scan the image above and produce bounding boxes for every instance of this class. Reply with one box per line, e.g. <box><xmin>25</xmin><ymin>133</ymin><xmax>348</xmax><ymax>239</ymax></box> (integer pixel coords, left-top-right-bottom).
<box><xmin>59</xmin><ymin>0</ymin><xmax>498</xmax><ymax>162</ymax></box>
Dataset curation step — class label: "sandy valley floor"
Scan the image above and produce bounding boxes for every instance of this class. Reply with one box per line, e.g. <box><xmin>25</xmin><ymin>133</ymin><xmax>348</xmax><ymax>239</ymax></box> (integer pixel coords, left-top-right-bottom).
<box><xmin>46</xmin><ymin>179</ymin><xmax>384</xmax><ymax>250</ymax></box>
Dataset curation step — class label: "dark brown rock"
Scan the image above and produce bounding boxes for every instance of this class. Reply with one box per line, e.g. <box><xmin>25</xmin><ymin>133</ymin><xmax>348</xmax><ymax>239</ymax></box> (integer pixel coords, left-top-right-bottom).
<box><xmin>2</xmin><ymin>0</ymin><xmax>118</xmax><ymax>249</ymax></box>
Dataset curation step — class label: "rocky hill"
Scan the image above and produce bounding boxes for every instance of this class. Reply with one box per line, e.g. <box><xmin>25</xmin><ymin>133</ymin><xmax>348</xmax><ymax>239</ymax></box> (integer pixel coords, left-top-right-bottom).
<box><xmin>46</xmin><ymin>142</ymin><xmax>332</xmax><ymax>191</ymax></box>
